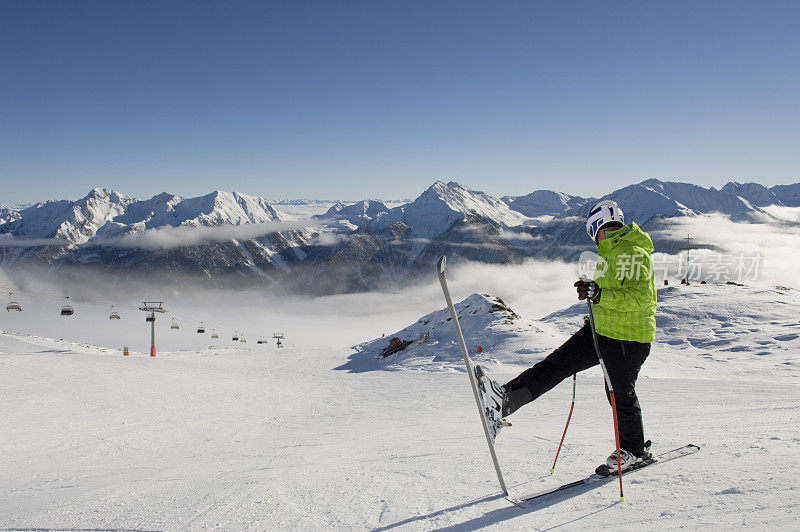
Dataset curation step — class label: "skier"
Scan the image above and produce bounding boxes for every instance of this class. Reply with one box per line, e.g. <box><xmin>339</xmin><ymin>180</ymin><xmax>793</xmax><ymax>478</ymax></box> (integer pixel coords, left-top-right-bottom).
<box><xmin>478</xmin><ymin>199</ymin><xmax>657</xmax><ymax>473</ymax></box>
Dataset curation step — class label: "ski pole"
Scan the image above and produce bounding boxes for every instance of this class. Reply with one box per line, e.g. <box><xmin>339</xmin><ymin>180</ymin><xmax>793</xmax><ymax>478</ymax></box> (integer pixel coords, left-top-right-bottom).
<box><xmin>550</xmin><ymin>372</ymin><xmax>576</xmax><ymax>474</ymax></box>
<box><xmin>586</xmin><ymin>296</ymin><xmax>625</xmax><ymax>502</ymax></box>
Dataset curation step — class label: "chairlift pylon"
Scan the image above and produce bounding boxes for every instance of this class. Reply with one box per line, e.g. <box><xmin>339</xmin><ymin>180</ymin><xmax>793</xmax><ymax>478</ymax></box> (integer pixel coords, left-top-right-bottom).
<box><xmin>139</xmin><ymin>302</ymin><xmax>166</xmax><ymax>358</ymax></box>
<box><xmin>60</xmin><ymin>296</ymin><xmax>74</xmax><ymax>317</ymax></box>
<box><xmin>6</xmin><ymin>292</ymin><xmax>21</xmax><ymax>312</ymax></box>
<box><xmin>273</xmin><ymin>333</ymin><xmax>285</xmax><ymax>348</ymax></box>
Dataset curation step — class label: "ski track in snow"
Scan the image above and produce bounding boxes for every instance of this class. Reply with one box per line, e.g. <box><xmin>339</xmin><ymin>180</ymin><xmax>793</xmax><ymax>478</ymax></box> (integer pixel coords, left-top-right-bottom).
<box><xmin>1</xmin><ymin>284</ymin><xmax>799</xmax><ymax>530</ymax></box>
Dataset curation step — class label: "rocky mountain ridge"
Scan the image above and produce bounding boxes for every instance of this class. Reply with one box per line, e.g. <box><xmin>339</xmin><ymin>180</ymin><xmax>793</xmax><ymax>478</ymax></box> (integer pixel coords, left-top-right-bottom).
<box><xmin>1</xmin><ymin>179</ymin><xmax>798</xmax><ymax>293</ymax></box>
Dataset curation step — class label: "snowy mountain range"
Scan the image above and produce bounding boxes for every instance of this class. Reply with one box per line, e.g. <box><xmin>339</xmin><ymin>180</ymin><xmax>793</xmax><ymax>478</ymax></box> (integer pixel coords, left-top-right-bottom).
<box><xmin>0</xmin><ymin>188</ymin><xmax>312</xmax><ymax>283</ymax></box>
<box><xmin>1</xmin><ymin>179</ymin><xmax>798</xmax><ymax>293</ymax></box>
<box><xmin>2</xmin><ymin>188</ymin><xmax>288</xmax><ymax>245</ymax></box>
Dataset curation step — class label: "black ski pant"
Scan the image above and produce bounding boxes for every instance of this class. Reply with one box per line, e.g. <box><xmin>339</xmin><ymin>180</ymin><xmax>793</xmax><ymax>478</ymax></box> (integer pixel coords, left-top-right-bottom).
<box><xmin>504</xmin><ymin>322</ymin><xmax>651</xmax><ymax>457</ymax></box>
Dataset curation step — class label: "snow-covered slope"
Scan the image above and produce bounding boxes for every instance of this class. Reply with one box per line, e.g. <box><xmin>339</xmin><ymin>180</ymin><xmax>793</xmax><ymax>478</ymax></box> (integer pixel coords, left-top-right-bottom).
<box><xmin>342</xmin><ymin>293</ymin><xmax>561</xmax><ymax>372</ymax></box>
<box><xmin>346</xmin><ymin>283</ymin><xmax>800</xmax><ymax>384</ymax></box>
<box><xmin>544</xmin><ymin>283</ymin><xmax>800</xmax><ymax>383</ymax></box>
<box><xmin>2</xmin><ymin>281</ymin><xmax>798</xmax><ymax>530</ymax></box>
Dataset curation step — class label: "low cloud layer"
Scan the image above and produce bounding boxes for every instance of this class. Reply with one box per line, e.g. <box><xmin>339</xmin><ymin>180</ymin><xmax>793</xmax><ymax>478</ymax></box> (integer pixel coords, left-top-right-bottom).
<box><xmin>0</xmin><ymin>235</ymin><xmax>69</xmax><ymax>247</ymax></box>
<box><xmin>98</xmin><ymin>220</ymin><xmax>321</xmax><ymax>249</ymax></box>
<box><xmin>651</xmin><ymin>212</ymin><xmax>800</xmax><ymax>288</ymax></box>
<box><xmin>0</xmin><ymin>258</ymin><xmax>582</xmax><ymax>349</ymax></box>
<box><xmin>757</xmin><ymin>205</ymin><xmax>800</xmax><ymax>224</ymax></box>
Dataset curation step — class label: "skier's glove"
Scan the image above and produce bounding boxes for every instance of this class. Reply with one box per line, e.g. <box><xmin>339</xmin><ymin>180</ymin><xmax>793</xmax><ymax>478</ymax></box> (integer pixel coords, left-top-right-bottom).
<box><xmin>574</xmin><ymin>280</ymin><xmax>601</xmax><ymax>303</ymax></box>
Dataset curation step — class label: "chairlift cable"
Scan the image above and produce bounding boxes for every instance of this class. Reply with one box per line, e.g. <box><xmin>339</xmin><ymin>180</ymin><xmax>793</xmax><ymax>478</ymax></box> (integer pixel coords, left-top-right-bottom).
<box><xmin>0</xmin><ymin>284</ymin><xmax>269</xmax><ymax>341</ymax></box>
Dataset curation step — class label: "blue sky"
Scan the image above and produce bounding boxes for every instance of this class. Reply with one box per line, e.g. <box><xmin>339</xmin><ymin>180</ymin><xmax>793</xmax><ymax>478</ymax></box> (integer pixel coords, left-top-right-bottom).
<box><xmin>1</xmin><ymin>0</ymin><xmax>798</xmax><ymax>203</ymax></box>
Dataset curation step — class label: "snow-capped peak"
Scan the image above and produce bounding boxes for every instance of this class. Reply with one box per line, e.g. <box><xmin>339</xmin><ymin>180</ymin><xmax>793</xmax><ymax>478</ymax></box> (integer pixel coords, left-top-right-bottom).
<box><xmin>316</xmin><ymin>200</ymin><xmax>391</xmax><ymax>230</ymax></box>
<box><xmin>0</xmin><ymin>205</ymin><xmax>21</xmax><ymax>225</ymax></box>
<box><xmin>320</xmin><ymin>200</ymin><xmax>389</xmax><ymax>219</ymax></box>
<box><xmin>503</xmin><ymin>189</ymin><xmax>589</xmax><ymax>217</ymax></box>
<box><xmin>576</xmin><ymin>179</ymin><xmax>758</xmax><ymax>225</ymax></box>
<box><xmin>637</xmin><ymin>179</ymin><xmax>757</xmax><ymax>218</ymax></box>
<box><xmin>372</xmin><ymin>181</ymin><xmax>527</xmax><ymax>238</ymax></box>
<box><xmin>171</xmin><ymin>190</ymin><xmax>280</xmax><ymax>227</ymax></box>
<box><xmin>83</xmin><ymin>187</ymin><xmax>130</xmax><ymax>202</ymax></box>
<box><xmin>717</xmin><ymin>181</ymin><xmax>800</xmax><ymax>208</ymax></box>
<box><xmin>0</xmin><ymin>188</ymin><xmax>135</xmax><ymax>245</ymax></box>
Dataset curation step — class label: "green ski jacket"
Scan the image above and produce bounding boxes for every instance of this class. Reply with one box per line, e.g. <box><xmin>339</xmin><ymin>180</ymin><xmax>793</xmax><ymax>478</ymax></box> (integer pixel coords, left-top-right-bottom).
<box><xmin>592</xmin><ymin>222</ymin><xmax>657</xmax><ymax>343</ymax></box>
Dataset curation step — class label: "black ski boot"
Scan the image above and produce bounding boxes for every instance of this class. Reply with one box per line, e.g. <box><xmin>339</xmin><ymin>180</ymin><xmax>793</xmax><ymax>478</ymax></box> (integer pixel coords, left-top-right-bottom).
<box><xmin>596</xmin><ymin>440</ymin><xmax>653</xmax><ymax>476</ymax></box>
<box><xmin>474</xmin><ymin>365</ymin><xmax>511</xmax><ymax>440</ymax></box>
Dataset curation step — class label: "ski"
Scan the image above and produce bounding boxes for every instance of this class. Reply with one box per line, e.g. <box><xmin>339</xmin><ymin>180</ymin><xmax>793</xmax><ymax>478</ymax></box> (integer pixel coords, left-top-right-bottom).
<box><xmin>437</xmin><ymin>255</ymin><xmax>509</xmax><ymax>496</ymax></box>
<box><xmin>507</xmin><ymin>443</ymin><xmax>700</xmax><ymax>508</ymax></box>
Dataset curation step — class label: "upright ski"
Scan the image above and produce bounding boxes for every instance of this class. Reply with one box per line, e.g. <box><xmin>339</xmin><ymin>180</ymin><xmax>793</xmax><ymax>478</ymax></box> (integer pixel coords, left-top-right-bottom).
<box><xmin>437</xmin><ymin>255</ymin><xmax>508</xmax><ymax>496</ymax></box>
<box><xmin>507</xmin><ymin>443</ymin><xmax>700</xmax><ymax>508</ymax></box>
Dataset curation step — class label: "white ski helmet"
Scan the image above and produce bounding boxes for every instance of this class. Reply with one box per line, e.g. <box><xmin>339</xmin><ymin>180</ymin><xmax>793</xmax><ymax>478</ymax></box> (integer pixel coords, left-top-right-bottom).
<box><xmin>586</xmin><ymin>200</ymin><xmax>624</xmax><ymax>242</ymax></box>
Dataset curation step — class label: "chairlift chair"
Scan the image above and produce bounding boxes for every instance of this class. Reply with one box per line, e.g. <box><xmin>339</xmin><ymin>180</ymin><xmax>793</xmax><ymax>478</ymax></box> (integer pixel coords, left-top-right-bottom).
<box><xmin>197</xmin><ymin>322</ymin><xmax>206</xmax><ymax>334</ymax></box>
<box><xmin>109</xmin><ymin>305</ymin><xmax>121</xmax><ymax>320</ymax></box>
<box><xmin>171</xmin><ymin>319</ymin><xmax>180</xmax><ymax>330</ymax></box>
<box><xmin>211</xmin><ymin>330</ymin><xmax>219</xmax><ymax>339</ymax></box>
<box><xmin>6</xmin><ymin>292</ymin><xmax>21</xmax><ymax>312</ymax></box>
<box><xmin>60</xmin><ymin>297</ymin><xmax>74</xmax><ymax>316</ymax></box>
<box><xmin>145</xmin><ymin>311</ymin><xmax>155</xmax><ymax>323</ymax></box>
<box><xmin>240</xmin><ymin>337</ymin><xmax>246</xmax><ymax>343</ymax></box>
<box><xmin>232</xmin><ymin>332</ymin><xmax>239</xmax><ymax>341</ymax></box>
